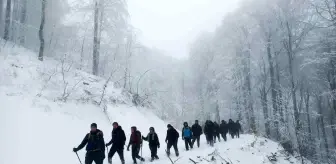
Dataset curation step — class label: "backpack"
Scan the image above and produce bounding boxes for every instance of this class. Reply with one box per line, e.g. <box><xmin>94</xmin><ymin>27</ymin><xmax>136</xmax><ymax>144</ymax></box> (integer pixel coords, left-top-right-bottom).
<box><xmin>133</xmin><ymin>131</ymin><xmax>142</xmax><ymax>144</ymax></box>
<box><xmin>183</xmin><ymin>127</ymin><xmax>192</xmax><ymax>138</ymax></box>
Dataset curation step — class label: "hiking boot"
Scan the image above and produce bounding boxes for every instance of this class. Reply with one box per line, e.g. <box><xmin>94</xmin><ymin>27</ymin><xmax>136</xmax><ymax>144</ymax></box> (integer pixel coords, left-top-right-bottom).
<box><xmin>140</xmin><ymin>157</ymin><xmax>145</xmax><ymax>162</ymax></box>
<box><xmin>150</xmin><ymin>157</ymin><xmax>154</xmax><ymax>162</ymax></box>
<box><xmin>166</xmin><ymin>150</ymin><xmax>170</xmax><ymax>156</ymax></box>
<box><xmin>155</xmin><ymin>155</ymin><xmax>159</xmax><ymax>159</ymax></box>
<box><xmin>108</xmin><ymin>158</ymin><xmax>112</xmax><ymax>164</ymax></box>
<box><xmin>175</xmin><ymin>152</ymin><xmax>179</xmax><ymax>157</ymax></box>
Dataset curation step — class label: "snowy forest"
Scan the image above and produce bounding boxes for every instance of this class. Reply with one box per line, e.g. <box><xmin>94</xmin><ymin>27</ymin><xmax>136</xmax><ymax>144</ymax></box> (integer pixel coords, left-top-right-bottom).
<box><xmin>1</xmin><ymin>0</ymin><xmax>336</xmax><ymax>163</ymax></box>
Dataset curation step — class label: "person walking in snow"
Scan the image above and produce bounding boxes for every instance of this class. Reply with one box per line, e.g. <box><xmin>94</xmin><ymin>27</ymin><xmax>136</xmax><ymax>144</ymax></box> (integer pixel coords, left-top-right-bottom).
<box><xmin>191</xmin><ymin>120</ymin><xmax>202</xmax><ymax>148</ymax></box>
<box><xmin>127</xmin><ymin>126</ymin><xmax>145</xmax><ymax>164</ymax></box>
<box><xmin>142</xmin><ymin>127</ymin><xmax>160</xmax><ymax>162</ymax></box>
<box><xmin>234</xmin><ymin>120</ymin><xmax>242</xmax><ymax>138</ymax></box>
<box><xmin>204</xmin><ymin>120</ymin><xmax>214</xmax><ymax>146</ymax></box>
<box><xmin>73</xmin><ymin>123</ymin><xmax>105</xmax><ymax>164</ymax></box>
<box><xmin>165</xmin><ymin>124</ymin><xmax>180</xmax><ymax>157</ymax></box>
<box><xmin>213</xmin><ymin>121</ymin><xmax>221</xmax><ymax>143</ymax></box>
<box><xmin>228</xmin><ymin>119</ymin><xmax>235</xmax><ymax>139</ymax></box>
<box><xmin>220</xmin><ymin>120</ymin><xmax>228</xmax><ymax>141</ymax></box>
<box><xmin>106</xmin><ymin>122</ymin><xmax>126</xmax><ymax>164</ymax></box>
<box><xmin>182</xmin><ymin>122</ymin><xmax>193</xmax><ymax>151</ymax></box>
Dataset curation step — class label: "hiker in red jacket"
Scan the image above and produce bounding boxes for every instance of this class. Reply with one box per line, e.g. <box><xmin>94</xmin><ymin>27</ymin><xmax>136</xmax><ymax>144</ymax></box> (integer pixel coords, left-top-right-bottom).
<box><xmin>127</xmin><ymin>126</ymin><xmax>145</xmax><ymax>164</ymax></box>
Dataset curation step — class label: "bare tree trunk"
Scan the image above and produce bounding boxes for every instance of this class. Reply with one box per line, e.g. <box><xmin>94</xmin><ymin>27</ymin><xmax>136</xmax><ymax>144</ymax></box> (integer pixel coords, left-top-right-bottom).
<box><xmin>19</xmin><ymin>0</ymin><xmax>27</xmax><ymax>45</ymax></box>
<box><xmin>80</xmin><ymin>36</ymin><xmax>86</xmax><ymax>70</ymax></box>
<box><xmin>10</xmin><ymin>0</ymin><xmax>19</xmax><ymax>42</ymax></box>
<box><xmin>246</xmin><ymin>48</ymin><xmax>256</xmax><ymax>133</ymax></box>
<box><xmin>0</xmin><ymin>0</ymin><xmax>4</xmax><ymax>35</ymax></box>
<box><xmin>327</xmin><ymin>57</ymin><xmax>336</xmax><ymax>147</ymax></box>
<box><xmin>304</xmin><ymin>88</ymin><xmax>314</xmax><ymax>156</ymax></box>
<box><xmin>260</xmin><ymin>58</ymin><xmax>270</xmax><ymax>137</ymax></box>
<box><xmin>38</xmin><ymin>0</ymin><xmax>46</xmax><ymax>61</ymax></box>
<box><xmin>92</xmin><ymin>1</ymin><xmax>99</xmax><ymax>75</ymax></box>
<box><xmin>215</xmin><ymin>102</ymin><xmax>220</xmax><ymax>123</ymax></box>
<box><xmin>267</xmin><ymin>35</ymin><xmax>279</xmax><ymax>140</ymax></box>
<box><xmin>275</xmin><ymin>56</ymin><xmax>285</xmax><ymax>125</ymax></box>
<box><xmin>316</xmin><ymin>95</ymin><xmax>329</xmax><ymax>159</ymax></box>
<box><xmin>285</xmin><ymin>22</ymin><xmax>300</xmax><ymax>133</ymax></box>
<box><xmin>3</xmin><ymin>0</ymin><xmax>11</xmax><ymax>40</ymax></box>
<box><xmin>123</xmin><ymin>67</ymin><xmax>128</xmax><ymax>89</ymax></box>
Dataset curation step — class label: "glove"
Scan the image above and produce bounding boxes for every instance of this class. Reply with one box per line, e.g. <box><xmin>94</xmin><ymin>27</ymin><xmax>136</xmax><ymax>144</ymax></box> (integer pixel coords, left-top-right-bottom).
<box><xmin>127</xmin><ymin>147</ymin><xmax>130</xmax><ymax>151</ymax></box>
<box><xmin>73</xmin><ymin>147</ymin><xmax>78</xmax><ymax>152</ymax></box>
<box><xmin>182</xmin><ymin>137</ymin><xmax>184</xmax><ymax>140</ymax></box>
<box><xmin>158</xmin><ymin>145</ymin><xmax>160</xmax><ymax>148</ymax></box>
<box><xmin>165</xmin><ymin>140</ymin><xmax>168</xmax><ymax>143</ymax></box>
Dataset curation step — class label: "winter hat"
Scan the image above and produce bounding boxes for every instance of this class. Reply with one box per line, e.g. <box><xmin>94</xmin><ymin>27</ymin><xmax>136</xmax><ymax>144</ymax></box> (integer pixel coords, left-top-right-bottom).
<box><xmin>149</xmin><ymin>127</ymin><xmax>155</xmax><ymax>131</ymax></box>
<box><xmin>167</xmin><ymin>124</ymin><xmax>172</xmax><ymax>128</ymax></box>
<box><xmin>112</xmin><ymin>122</ymin><xmax>118</xmax><ymax>126</ymax></box>
<box><xmin>91</xmin><ymin>123</ymin><xmax>97</xmax><ymax>128</ymax></box>
<box><xmin>131</xmin><ymin>126</ymin><xmax>137</xmax><ymax>131</ymax></box>
<box><xmin>183</xmin><ymin>122</ymin><xmax>188</xmax><ymax>126</ymax></box>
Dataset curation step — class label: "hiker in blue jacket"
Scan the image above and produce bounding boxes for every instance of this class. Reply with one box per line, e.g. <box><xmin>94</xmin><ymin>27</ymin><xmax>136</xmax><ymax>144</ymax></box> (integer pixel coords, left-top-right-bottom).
<box><xmin>182</xmin><ymin>122</ymin><xmax>193</xmax><ymax>151</ymax></box>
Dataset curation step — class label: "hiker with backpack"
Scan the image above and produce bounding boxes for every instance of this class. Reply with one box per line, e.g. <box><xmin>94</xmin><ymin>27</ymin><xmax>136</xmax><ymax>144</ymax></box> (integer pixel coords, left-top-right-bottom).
<box><xmin>220</xmin><ymin>120</ymin><xmax>228</xmax><ymax>141</ymax></box>
<box><xmin>142</xmin><ymin>127</ymin><xmax>160</xmax><ymax>162</ymax></box>
<box><xmin>213</xmin><ymin>121</ymin><xmax>221</xmax><ymax>143</ymax></box>
<box><xmin>105</xmin><ymin>122</ymin><xmax>126</xmax><ymax>164</ymax></box>
<box><xmin>191</xmin><ymin>120</ymin><xmax>202</xmax><ymax>148</ymax></box>
<box><xmin>182</xmin><ymin>122</ymin><xmax>193</xmax><ymax>151</ymax></box>
<box><xmin>165</xmin><ymin>124</ymin><xmax>180</xmax><ymax>157</ymax></box>
<box><xmin>228</xmin><ymin>119</ymin><xmax>236</xmax><ymax>139</ymax></box>
<box><xmin>235</xmin><ymin>120</ymin><xmax>242</xmax><ymax>138</ymax></box>
<box><xmin>127</xmin><ymin>126</ymin><xmax>145</xmax><ymax>164</ymax></box>
<box><xmin>204</xmin><ymin>120</ymin><xmax>214</xmax><ymax>146</ymax></box>
<box><xmin>73</xmin><ymin>123</ymin><xmax>105</xmax><ymax>164</ymax></box>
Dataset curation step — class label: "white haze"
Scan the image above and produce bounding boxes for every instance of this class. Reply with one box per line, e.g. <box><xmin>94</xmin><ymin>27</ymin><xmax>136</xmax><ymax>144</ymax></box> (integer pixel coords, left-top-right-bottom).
<box><xmin>128</xmin><ymin>0</ymin><xmax>241</xmax><ymax>58</ymax></box>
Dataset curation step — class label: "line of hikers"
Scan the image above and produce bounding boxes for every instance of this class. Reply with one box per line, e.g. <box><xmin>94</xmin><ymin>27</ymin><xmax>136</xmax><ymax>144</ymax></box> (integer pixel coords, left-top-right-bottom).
<box><xmin>72</xmin><ymin>119</ymin><xmax>242</xmax><ymax>164</ymax></box>
<box><xmin>204</xmin><ymin>119</ymin><xmax>242</xmax><ymax>147</ymax></box>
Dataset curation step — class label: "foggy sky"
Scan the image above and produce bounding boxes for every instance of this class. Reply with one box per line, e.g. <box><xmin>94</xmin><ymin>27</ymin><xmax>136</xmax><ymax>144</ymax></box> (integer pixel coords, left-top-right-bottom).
<box><xmin>128</xmin><ymin>0</ymin><xmax>241</xmax><ymax>59</ymax></box>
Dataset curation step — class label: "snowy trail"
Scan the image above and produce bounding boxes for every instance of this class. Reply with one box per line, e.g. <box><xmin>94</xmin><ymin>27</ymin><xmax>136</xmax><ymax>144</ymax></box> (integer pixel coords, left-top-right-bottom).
<box><xmin>107</xmin><ymin>134</ymin><xmax>299</xmax><ymax>164</ymax></box>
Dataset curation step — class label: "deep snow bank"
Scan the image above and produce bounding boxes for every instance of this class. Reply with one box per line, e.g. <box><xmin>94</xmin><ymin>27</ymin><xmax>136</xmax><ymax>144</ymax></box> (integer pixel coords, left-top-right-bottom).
<box><xmin>0</xmin><ymin>43</ymin><xmax>168</xmax><ymax>164</ymax></box>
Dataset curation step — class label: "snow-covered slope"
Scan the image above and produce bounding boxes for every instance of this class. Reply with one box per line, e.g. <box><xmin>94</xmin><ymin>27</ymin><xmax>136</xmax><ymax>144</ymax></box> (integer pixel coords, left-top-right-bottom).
<box><xmin>0</xmin><ymin>43</ymin><xmax>309</xmax><ymax>164</ymax></box>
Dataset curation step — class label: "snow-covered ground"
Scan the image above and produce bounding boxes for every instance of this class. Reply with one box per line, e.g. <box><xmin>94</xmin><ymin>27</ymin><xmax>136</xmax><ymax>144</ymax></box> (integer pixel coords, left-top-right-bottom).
<box><xmin>0</xmin><ymin>43</ymin><xmax>310</xmax><ymax>164</ymax></box>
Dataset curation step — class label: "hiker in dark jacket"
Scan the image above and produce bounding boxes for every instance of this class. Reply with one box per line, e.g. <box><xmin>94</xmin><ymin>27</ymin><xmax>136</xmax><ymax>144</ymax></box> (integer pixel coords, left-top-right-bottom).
<box><xmin>228</xmin><ymin>119</ymin><xmax>235</xmax><ymax>139</ymax></box>
<box><xmin>142</xmin><ymin>127</ymin><xmax>160</xmax><ymax>162</ymax></box>
<box><xmin>73</xmin><ymin>123</ymin><xmax>105</xmax><ymax>164</ymax></box>
<box><xmin>106</xmin><ymin>122</ymin><xmax>126</xmax><ymax>164</ymax></box>
<box><xmin>204</xmin><ymin>120</ymin><xmax>214</xmax><ymax>146</ymax></box>
<box><xmin>182</xmin><ymin>122</ymin><xmax>193</xmax><ymax>151</ymax></box>
<box><xmin>235</xmin><ymin>120</ymin><xmax>242</xmax><ymax>138</ymax></box>
<box><xmin>220</xmin><ymin>120</ymin><xmax>228</xmax><ymax>141</ymax></box>
<box><xmin>127</xmin><ymin>126</ymin><xmax>145</xmax><ymax>164</ymax></box>
<box><xmin>165</xmin><ymin>124</ymin><xmax>179</xmax><ymax>156</ymax></box>
<box><xmin>213</xmin><ymin>121</ymin><xmax>221</xmax><ymax>143</ymax></box>
<box><xmin>191</xmin><ymin>120</ymin><xmax>202</xmax><ymax>148</ymax></box>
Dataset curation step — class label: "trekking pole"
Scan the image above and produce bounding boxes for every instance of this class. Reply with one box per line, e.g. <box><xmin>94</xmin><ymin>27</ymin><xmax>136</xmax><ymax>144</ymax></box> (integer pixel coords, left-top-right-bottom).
<box><xmin>141</xmin><ymin>143</ymin><xmax>143</xmax><ymax>157</ymax></box>
<box><xmin>106</xmin><ymin>146</ymin><xmax>109</xmax><ymax>155</ymax></box>
<box><xmin>141</xmin><ymin>138</ymin><xmax>143</xmax><ymax>157</ymax></box>
<box><xmin>75</xmin><ymin>152</ymin><xmax>83</xmax><ymax>164</ymax></box>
